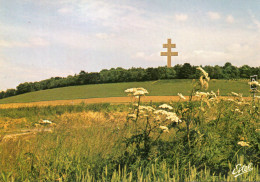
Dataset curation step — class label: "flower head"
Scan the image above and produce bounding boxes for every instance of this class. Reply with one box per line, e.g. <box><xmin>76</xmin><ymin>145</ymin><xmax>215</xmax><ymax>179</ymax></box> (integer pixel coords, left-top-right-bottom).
<box><xmin>127</xmin><ymin>114</ymin><xmax>136</xmax><ymax>119</ymax></box>
<box><xmin>139</xmin><ymin>105</ymin><xmax>155</xmax><ymax>112</ymax></box>
<box><xmin>159</xmin><ymin>126</ymin><xmax>169</xmax><ymax>133</ymax></box>
<box><xmin>248</xmin><ymin>81</ymin><xmax>260</xmax><ymax>86</ymax></box>
<box><xmin>125</xmin><ymin>87</ymin><xmax>148</xmax><ymax>96</ymax></box>
<box><xmin>237</xmin><ymin>141</ymin><xmax>250</xmax><ymax>147</ymax></box>
<box><xmin>165</xmin><ymin>112</ymin><xmax>181</xmax><ymax>123</ymax></box>
<box><xmin>178</xmin><ymin>93</ymin><xmax>186</xmax><ymax>100</ymax></box>
<box><xmin>197</xmin><ymin>66</ymin><xmax>209</xmax><ymax>78</ymax></box>
<box><xmin>195</xmin><ymin>91</ymin><xmax>209</xmax><ymax>97</ymax></box>
<box><xmin>159</xmin><ymin>104</ymin><xmax>173</xmax><ymax>110</ymax></box>
<box><xmin>39</xmin><ymin>119</ymin><xmax>53</xmax><ymax>124</ymax></box>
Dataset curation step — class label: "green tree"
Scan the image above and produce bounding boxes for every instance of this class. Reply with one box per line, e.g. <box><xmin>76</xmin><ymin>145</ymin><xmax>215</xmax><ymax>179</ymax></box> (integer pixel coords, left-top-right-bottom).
<box><xmin>179</xmin><ymin>63</ymin><xmax>192</xmax><ymax>79</ymax></box>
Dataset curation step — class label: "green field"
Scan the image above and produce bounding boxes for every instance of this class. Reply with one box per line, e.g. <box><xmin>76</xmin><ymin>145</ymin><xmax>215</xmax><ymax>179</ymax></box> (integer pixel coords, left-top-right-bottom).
<box><xmin>0</xmin><ymin>79</ymin><xmax>251</xmax><ymax>104</ymax></box>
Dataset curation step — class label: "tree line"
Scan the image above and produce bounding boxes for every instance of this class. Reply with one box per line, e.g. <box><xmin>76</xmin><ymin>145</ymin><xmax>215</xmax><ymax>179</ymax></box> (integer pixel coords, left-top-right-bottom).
<box><xmin>0</xmin><ymin>62</ymin><xmax>259</xmax><ymax>99</ymax></box>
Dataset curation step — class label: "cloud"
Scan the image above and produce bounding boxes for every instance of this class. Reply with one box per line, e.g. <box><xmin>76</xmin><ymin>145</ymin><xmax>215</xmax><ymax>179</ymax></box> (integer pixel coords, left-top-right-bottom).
<box><xmin>57</xmin><ymin>7</ymin><xmax>73</xmax><ymax>14</ymax></box>
<box><xmin>132</xmin><ymin>51</ymin><xmax>161</xmax><ymax>62</ymax></box>
<box><xmin>0</xmin><ymin>37</ymin><xmax>49</xmax><ymax>48</ymax></box>
<box><xmin>175</xmin><ymin>14</ymin><xmax>188</xmax><ymax>21</ymax></box>
<box><xmin>207</xmin><ymin>11</ymin><xmax>221</xmax><ymax>20</ymax></box>
<box><xmin>29</xmin><ymin>37</ymin><xmax>50</xmax><ymax>46</ymax></box>
<box><xmin>226</xmin><ymin>15</ymin><xmax>234</xmax><ymax>23</ymax></box>
<box><xmin>0</xmin><ymin>60</ymin><xmax>75</xmax><ymax>90</ymax></box>
<box><xmin>249</xmin><ymin>11</ymin><xmax>260</xmax><ymax>31</ymax></box>
<box><xmin>0</xmin><ymin>40</ymin><xmax>29</xmax><ymax>48</ymax></box>
<box><xmin>95</xmin><ymin>33</ymin><xmax>115</xmax><ymax>40</ymax></box>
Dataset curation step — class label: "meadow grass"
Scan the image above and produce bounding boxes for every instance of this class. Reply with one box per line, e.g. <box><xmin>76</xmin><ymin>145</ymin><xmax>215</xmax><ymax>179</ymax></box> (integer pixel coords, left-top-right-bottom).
<box><xmin>0</xmin><ymin>100</ymin><xmax>259</xmax><ymax>181</ymax></box>
<box><xmin>0</xmin><ymin>79</ymin><xmax>252</xmax><ymax>104</ymax></box>
<box><xmin>0</xmin><ymin>73</ymin><xmax>259</xmax><ymax>181</ymax></box>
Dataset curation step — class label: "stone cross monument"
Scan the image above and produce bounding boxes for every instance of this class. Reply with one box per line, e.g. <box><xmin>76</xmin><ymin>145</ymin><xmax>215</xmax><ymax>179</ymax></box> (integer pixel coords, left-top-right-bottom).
<box><xmin>161</xmin><ymin>38</ymin><xmax>178</xmax><ymax>67</ymax></box>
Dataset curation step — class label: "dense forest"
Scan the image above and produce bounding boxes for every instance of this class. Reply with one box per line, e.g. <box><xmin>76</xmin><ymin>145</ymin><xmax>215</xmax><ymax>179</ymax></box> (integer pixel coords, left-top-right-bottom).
<box><xmin>0</xmin><ymin>62</ymin><xmax>259</xmax><ymax>99</ymax></box>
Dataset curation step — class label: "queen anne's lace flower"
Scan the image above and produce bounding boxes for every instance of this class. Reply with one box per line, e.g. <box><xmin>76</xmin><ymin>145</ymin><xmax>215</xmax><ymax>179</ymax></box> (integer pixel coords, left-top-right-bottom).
<box><xmin>159</xmin><ymin>104</ymin><xmax>173</xmax><ymax>110</ymax></box>
<box><xmin>195</xmin><ymin>91</ymin><xmax>209</xmax><ymax>97</ymax></box>
<box><xmin>248</xmin><ymin>81</ymin><xmax>260</xmax><ymax>86</ymax></box>
<box><xmin>139</xmin><ymin>106</ymin><xmax>155</xmax><ymax>112</ymax></box>
<box><xmin>154</xmin><ymin>109</ymin><xmax>169</xmax><ymax>115</ymax></box>
<box><xmin>133</xmin><ymin>90</ymin><xmax>146</xmax><ymax>96</ymax></box>
<box><xmin>127</xmin><ymin>114</ymin><xmax>136</xmax><ymax>119</ymax></box>
<box><xmin>255</xmin><ymin>96</ymin><xmax>260</xmax><ymax>99</ymax></box>
<box><xmin>154</xmin><ymin>110</ymin><xmax>181</xmax><ymax>123</ymax></box>
<box><xmin>165</xmin><ymin>112</ymin><xmax>181</xmax><ymax>123</ymax></box>
<box><xmin>237</xmin><ymin>141</ymin><xmax>250</xmax><ymax>147</ymax></box>
<box><xmin>124</xmin><ymin>87</ymin><xmax>148</xmax><ymax>96</ymax></box>
<box><xmin>234</xmin><ymin>108</ymin><xmax>243</xmax><ymax>114</ymax></box>
<box><xmin>159</xmin><ymin>126</ymin><xmax>169</xmax><ymax>133</ymax></box>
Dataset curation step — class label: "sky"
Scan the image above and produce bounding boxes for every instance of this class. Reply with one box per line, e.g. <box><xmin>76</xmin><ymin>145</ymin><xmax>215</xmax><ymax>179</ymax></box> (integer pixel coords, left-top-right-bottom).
<box><xmin>0</xmin><ymin>0</ymin><xmax>260</xmax><ymax>90</ymax></box>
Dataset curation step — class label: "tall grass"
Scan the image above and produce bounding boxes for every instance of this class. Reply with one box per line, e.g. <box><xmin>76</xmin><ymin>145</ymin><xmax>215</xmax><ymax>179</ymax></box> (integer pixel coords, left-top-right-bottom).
<box><xmin>0</xmin><ymin>72</ymin><xmax>259</xmax><ymax>181</ymax></box>
<box><xmin>0</xmin><ymin>100</ymin><xmax>259</xmax><ymax>181</ymax></box>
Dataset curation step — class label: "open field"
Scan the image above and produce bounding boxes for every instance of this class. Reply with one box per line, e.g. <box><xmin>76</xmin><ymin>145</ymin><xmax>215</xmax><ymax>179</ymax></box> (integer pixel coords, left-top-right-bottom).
<box><xmin>0</xmin><ymin>99</ymin><xmax>259</xmax><ymax>181</ymax></box>
<box><xmin>0</xmin><ymin>75</ymin><xmax>259</xmax><ymax>181</ymax></box>
<box><xmin>0</xmin><ymin>79</ymin><xmax>252</xmax><ymax>104</ymax></box>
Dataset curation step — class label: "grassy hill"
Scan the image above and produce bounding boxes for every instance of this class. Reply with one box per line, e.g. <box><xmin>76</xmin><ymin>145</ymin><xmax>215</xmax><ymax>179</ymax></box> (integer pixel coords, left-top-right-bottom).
<box><xmin>0</xmin><ymin>79</ymin><xmax>252</xmax><ymax>104</ymax></box>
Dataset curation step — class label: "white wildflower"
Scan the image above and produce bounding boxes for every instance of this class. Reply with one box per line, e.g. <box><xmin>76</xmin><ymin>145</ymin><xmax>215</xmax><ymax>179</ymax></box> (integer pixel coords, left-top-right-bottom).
<box><xmin>178</xmin><ymin>93</ymin><xmax>186</xmax><ymax>100</ymax></box>
<box><xmin>165</xmin><ymin>112</ymin><xmax>181</xmax><ymax>123</ymax></box>
<box><xmin>159</xmin><ymin>104</ymin><xmax>173</xmax><ymax>110</ymax></box>
<box><xmin>139</xmin><ymin>105</ymin><xmax>155</xmax><ymax>112</ymax></box>
<box><xmin>210</xmin><ymin>91</ymin><xmax>217</xmax><ymax>98</ymax></box>
<box><xmin>39</xmin><ymin>119</ymin><xmax>52</xmax><ymax>124</ymax></box>
<box><xmin>237</xmin><ymin>141</ymin><xmax>250</xmax><ymax>147</ymax></box>
<box><xmin>125</xmin><ymin>88</ymin><xmax>137</xmax><ymax>93</ymax></box>
<box><xmin>236</xmin><ymin>102</ymin><xmax>243</xmax><ymax>105</ymax></box>
<box><xmin>231</xmin><ymin>92</ymin><xmax>239</xmax><ymax>97</ymax></box>
<box><xmin>234</xmin><ymin>108</ymin><xmax>243</xmax><ymax>114</ymax></box>
<box><xmin>154</xmin><ymin>109</ymin><xmax>169</xmax><ymax>115</ymax></box>
<box><xmin>196</xmin><ymin>66</ymin><xmax>209</xmax><ymax>78</ymax></box>
<box><xmin>154</xmin><ymin>110</ymin><xmax>181</xmax><ymax>123</ymax></box>
<box><xmin>133</xmin><ymin>90</ymin><xmax>146</xmax><ymax>96</ymax></box>
<box><xmin>136</xmin><ymin>87</ymin><xmax>149</xmax><ymax>94</ymax></box>
<box><xmin>125</xmin><ymin>87</ymin><xmax>148</xmax><ymax>96</ymax></box>
<box><xmin>127</xmin><ymin>114</ymin><xmax>136</xmax><ymax>119</ymax></box>
<box><xmin>195</xmin><ymin>91</ymin><xmax>209</xmax><ymax>97</ymax></box>
<box><xmin>159</xmin><ymin>126</ymin><xmax>169</xmax><ymax>133</ymax></box>
<box><xmin>248</xmin><ymin>81</ymin><xmax>260</xmax><ymax>86</ymax></box>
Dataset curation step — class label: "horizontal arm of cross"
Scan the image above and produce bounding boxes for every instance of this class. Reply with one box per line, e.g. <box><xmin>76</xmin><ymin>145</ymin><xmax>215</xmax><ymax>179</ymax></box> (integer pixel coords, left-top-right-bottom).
<box><xmin>161</xmin><ymin>52</ymin><xmax>178</xmax><ymax>56</ymax></box>
<box><xmin>163</xmin><ymin>44</ymin><xmax>176</xmax><ymax>48</ymax></box>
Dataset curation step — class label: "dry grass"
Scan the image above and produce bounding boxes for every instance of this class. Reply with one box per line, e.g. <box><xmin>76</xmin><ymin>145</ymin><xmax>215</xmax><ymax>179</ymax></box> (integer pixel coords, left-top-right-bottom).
<box><xmin>0</xmin><ymin>96</ymin><xmax>253</xmax><ymax>109</ymax></box>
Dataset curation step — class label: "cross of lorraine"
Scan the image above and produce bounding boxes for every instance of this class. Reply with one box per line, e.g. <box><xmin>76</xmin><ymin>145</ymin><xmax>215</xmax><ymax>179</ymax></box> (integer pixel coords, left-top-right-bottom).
<box><xmin>161</xmin><ymin>38</ymin><xmax>178</xmax><ymax>68</ymax></box>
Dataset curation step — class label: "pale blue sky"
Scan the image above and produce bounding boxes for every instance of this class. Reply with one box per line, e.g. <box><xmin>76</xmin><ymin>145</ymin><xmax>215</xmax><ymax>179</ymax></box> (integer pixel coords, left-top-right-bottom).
<box><xmin>0</xmin><ymin>0</ymin><xmax>260</xmax><ymax>90</ymax></box>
